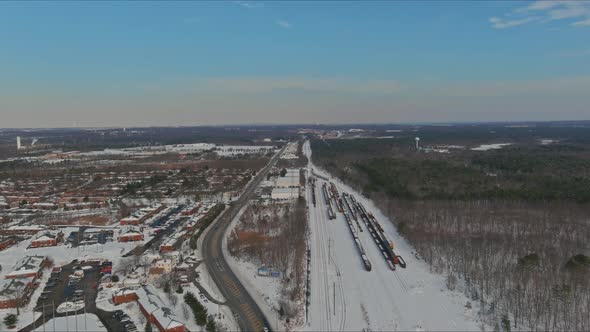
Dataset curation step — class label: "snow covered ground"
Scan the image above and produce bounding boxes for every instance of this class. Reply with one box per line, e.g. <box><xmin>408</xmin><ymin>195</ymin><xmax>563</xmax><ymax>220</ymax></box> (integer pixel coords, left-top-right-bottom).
<box><xmin>33</xmin><ymin>314</ymin><xmax>106</xmax><ymax>332</ymax></box>
<box><xmin>56</xmin><ymin>301</ymin><xmax>85</xmax><ymax>314</ymax></box>
<box><xmin>539</xmin><ymin>139</ymin><xmax>558</xmax><ymax>145</ymax></box>
<box><xmin>471</xmin><ymin>143</ymin><xmax>512</xmax><ymax>151</ymax></box>
<box><xmin>222</xmin><ymin>203</ymin><xmax>287</xmax><ymax>331</ymax></box>
<box><xmin>303</xmin><ymin>141</ymin><xmax>485</xmax><ymax>331</ymax></box>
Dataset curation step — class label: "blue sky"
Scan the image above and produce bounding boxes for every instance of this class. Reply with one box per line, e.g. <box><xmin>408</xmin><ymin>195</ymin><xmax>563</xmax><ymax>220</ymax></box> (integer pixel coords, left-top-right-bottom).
<box><xmin>1</xmin><ymin>1</ymin><xmax>589</xmax><ymax>127</ymax></box>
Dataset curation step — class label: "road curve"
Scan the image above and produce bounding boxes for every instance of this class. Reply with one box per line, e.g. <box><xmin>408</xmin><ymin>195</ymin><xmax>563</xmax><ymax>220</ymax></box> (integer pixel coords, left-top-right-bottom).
<box><xmin>201</xmin><ymin>146</ymin><xmax>285</xmax><ymax>332</ymax></box>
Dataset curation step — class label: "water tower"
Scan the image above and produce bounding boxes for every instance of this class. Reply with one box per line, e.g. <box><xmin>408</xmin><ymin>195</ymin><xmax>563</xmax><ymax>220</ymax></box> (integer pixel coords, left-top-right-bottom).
<box><xmin>414</xmin><ymin>137</ymin><xmax>420</xmax><ymax>151</ymax></box>
<box><xmin>16</xmin><ymin>136</ymin><xmax>21</xmax><ymax>150</ymax></box>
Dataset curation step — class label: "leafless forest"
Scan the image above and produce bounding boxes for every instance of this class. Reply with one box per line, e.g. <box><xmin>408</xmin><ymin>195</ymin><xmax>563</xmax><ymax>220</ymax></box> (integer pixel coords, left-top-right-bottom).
<box><xmin>379</xmin><ymin>198</ymin><xmax>590</xmax><ymax>331</ymax></box>
<box><xmin>228</xmin><ymin>198</ymin><xmax>308</xmax><ymax>323</ymax></box>
<box><xmin>311</xmin><ymin>134</ymin><xmax>590</xmax><ymax>331</ymax></box>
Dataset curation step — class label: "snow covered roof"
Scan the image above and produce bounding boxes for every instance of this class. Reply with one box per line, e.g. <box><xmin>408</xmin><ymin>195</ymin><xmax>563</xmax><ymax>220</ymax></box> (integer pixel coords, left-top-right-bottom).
<box><xmin>136</xmin><ymin>286</ymin><xmax>184</xmax><ymax>329</ymax></box>
<box><xmin>121</xmin><ymin>225</ymin><xmax>142</xmax><ymax>234</ymax></box>
<box><xmin>275</xmin><ymin>176</ymin><xmax>300</xmax><ymax>188</ymax></box>
<box><xmin>6</xmin><ymin>255</ymin><xmax>45</xmax><ymax>278</ymax></box>
<box><xmin>33</xmin><ymin>235</ymin><xmax>54</xmax><ymax>242</ymax></box>
<box><xmin>0</xmin><ymin>276</ymin><xmax>35</xmax><ymax>300</ymax></box>
<box><xmin>114</xmin><ymin>288</ymin><xmax>137</xmax><ymax>297</ymax></box>
<box><xmin>7</xmin><ymin>225</ymin><xmax>44</xmax><ymax>231</ymax></box>
<box><xmin>32</xmin><ymin>230</ymin><xmax>60</xmax><ymax>241</ymax></box>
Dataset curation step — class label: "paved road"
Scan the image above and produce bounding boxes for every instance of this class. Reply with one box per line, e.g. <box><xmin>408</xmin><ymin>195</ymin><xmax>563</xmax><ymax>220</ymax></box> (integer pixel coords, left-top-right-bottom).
<box><xmin>186</xmin><ymin>262</ymin><xmax>226</xmax><ymax>305</ymax></box>
<box><xmin>201</xmin><ymin>146</ymin><xmax>286</xmax><ymax>332</ymax></box>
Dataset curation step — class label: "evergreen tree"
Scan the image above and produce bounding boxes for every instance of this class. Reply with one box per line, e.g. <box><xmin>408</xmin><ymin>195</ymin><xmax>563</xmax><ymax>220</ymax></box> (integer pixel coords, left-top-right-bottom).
<box><xmin>206</xmin><ymin>317</ymin><xmax>217</xmax><ymax>332</ymax></box>
<box><xmin>3</xmin><ymin>314</ymin><xmax>17</xmax><ymax>328</ymax></box>
<box><xmin>501</xmin><ymin>315</ymin><xmax>511</xmax><ymax>332</ymax></box>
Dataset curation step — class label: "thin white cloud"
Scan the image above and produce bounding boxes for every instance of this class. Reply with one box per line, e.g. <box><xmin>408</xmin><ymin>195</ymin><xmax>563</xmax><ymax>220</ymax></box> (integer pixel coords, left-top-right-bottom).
<box><xmin>572</xmin><ymin>18</ymin><xmax>590</xmax><ymax>26</ymax></box>
<box><xmin>275</xmin><ymin>19</ymin><xmax>291</xmax><ymax>29</ymax></box>
<box><xmin>232</xmin><ymin>1</ymin><xmax>263</xmax><ymax>9</ymax></box>
<box><xmin>489</xmin><ymin>16</ymin><xmax>538</xmax><ymax>29</ymax></box>
<box><xmin>523</xmin><ymin>1</ymin><xmax>563</xmax><ymax>12</ymax></box>
<box><xmin>490</xmin><ymin>1</ymin><xmax>590</xmax><ymax>29</ymax></box>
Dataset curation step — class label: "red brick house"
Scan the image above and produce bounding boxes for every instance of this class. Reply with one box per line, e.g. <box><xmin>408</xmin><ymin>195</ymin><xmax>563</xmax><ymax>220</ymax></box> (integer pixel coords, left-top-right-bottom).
<box><xmin>0</xmin><ymin>276</ymin><xmax>36</xmax><ymax>309</ymax></box>
<box><xmin>5</xmin><ymin>256</ymin><xmax>47</xmax><ymax>279</ymax></box>
<box><xmin>0</xmin><ymin>226</ymin><xmax>44</xmax><ymax>236</ymax></box>
<box><xmin>120</xmin><ymin>216</ymin><xmax>141</xmax><ymax>226</ymax></box>
<box><xmin>159</xmin><ymin>242</ymin><xmax>174</xmax><ymax>253</ymax></box>
<box><xmin>112</xmin><ymin>289</ymin><xmax>138</xmax><ymax>305</ymax></box>
<box><xmin>30</xmin><ymin>231</ymin><xmax>63</xmax><ymax>248</ymax></box>
<box><xmin>136</xmin><ymin>287</ymin><xmax>186</xmax><ymax>332</ymax></box>
<box><xmin>0</xmin><ymin>238</ymin><xmax>17</xmax><ymax>251</ymax></box>
<box><xmin>119</xmin><ymin>226</ymin><xmax>144</xmax><ymax>242</ymax></box>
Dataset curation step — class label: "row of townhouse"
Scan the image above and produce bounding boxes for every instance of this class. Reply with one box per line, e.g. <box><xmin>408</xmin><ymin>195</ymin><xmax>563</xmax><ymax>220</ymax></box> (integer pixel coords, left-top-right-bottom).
<box><xmin>0</xmin><ymin>255</ymin><xmax>48</xmax><ymax>309</ymax></box>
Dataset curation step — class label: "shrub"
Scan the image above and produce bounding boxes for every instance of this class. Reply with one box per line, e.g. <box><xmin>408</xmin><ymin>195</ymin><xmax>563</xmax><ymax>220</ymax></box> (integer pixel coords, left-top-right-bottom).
<box><xmin>4</xmin><ymin>314</ymin><xmax>17</xmax><ymax>328</ymax></box>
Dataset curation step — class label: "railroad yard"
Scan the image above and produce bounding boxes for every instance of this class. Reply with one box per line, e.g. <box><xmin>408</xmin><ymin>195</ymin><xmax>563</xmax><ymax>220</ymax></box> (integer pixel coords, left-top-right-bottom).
<box><xmin>303</xmin><ymin>141</ymin><xmax>482</xmax><ymax>331</ymax></box>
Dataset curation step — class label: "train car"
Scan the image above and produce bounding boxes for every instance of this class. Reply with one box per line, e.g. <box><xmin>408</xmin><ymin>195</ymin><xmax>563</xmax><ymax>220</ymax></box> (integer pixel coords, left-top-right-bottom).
<box><xmin>395</xmin><ymin>255</ymin><xmax>407</xmax><ymax>268</ymax></box>
<box><xmin>327</xmin><ymin>206</ymin><xmax>336</xmax><ymax>220</ymax></box>
<box><xmin>362</xmin><ymin>255</ymin><xmax>372</xmax><ymax>271</ymax></box>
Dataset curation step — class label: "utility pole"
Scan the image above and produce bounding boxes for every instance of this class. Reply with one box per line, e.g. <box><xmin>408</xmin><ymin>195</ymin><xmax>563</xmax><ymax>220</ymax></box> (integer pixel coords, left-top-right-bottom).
<box><xmin>333</xmin><ymin>282</ymin><xmax>336</xmax><ymax>316</ymax></box>
<box><xmin>42</xmin><ymin>303</ymin><xmax>46</xmax><ymax>332</ymax></box>
<box><xmin>53</xmin><ymin>301</ymin><xmax>56</xmax><ymax>332</ymax></box>
<box><xmin>84</xmin><ymin>295</ymin><xmax>87</xmax><ymax>331</ymax></box>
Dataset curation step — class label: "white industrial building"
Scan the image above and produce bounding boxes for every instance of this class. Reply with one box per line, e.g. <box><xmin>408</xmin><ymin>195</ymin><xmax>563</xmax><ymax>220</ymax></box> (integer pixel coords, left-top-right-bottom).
<box><xmin>271</xmin><ymin>187</ymin><xmax>300</xmax><ymax>200</ymax></box>
<box><xmin>270</xmin><ymin>168</ymin><xmax>301</xmax><ymax>200</ymax></box>
<box><xmin>275</xmin><ymin>175</ymin><xmax>299</xmax><ymax>188</ymax></box>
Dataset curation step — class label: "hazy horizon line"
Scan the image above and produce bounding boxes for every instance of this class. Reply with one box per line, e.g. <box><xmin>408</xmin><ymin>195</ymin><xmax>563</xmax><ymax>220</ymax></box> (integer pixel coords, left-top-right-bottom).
<box><xmin>1</xmin><ymin>119</ymin><xmax>590</xmax><ymax>131</ymax></box>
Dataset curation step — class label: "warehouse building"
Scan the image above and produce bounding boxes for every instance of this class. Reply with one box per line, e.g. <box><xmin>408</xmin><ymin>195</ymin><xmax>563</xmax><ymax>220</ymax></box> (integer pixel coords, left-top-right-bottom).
<box><xmin>271</xmin><ymin>187</ymin><xmax>300</xmax><ymax>200</ymax></box>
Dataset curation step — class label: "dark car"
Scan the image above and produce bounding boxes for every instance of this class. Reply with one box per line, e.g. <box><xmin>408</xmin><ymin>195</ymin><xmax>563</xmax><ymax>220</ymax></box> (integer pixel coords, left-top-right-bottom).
<box><xmin>113</xmin><ymin>311</ymin><xmax>125</xmax><ymax>319</ymax></box>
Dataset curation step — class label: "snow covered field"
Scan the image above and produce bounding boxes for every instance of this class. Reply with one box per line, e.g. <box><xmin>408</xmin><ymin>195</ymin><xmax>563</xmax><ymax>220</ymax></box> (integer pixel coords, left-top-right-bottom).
<box><xmin>471</xmin><ymin>143</ymin><xmax>512</xmax><ymax>151</ymax></box>
<box><xmin>303</xmin><ymin>141</ymin><xmax>485</xmax><ymax>331</ymax></box>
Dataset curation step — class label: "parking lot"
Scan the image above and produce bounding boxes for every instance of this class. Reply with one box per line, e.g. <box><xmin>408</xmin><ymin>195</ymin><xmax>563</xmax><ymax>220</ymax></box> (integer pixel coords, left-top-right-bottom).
<box><xmin>27</xmin><ymin>259</ymin><xmax>136</xmax><ymax>332</ymax></box>
<box><xmin>97</xmin><ymin>309</ymin><xmax>138</xmax><ymax>332</ymax></box>
<box><xmin>35</xmin><ymin>261</ymin><xmax>99</xmax><ymax>314</ymax></box>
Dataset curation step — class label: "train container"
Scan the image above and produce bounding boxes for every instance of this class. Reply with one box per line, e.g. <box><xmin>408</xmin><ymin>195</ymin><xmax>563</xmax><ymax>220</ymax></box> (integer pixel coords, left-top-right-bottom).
<box><xmin>387</xmin><ymin>260</ymin><xmax>396</xmax><ymax>270</ymax></box>
<box><xmin>342</xmin><ymin>201</ymin><xmax>372</xmax><ymax>271</ymax></box>
<box><xmin>327</xmin><ymin>206</ymin><xmax>336</xmax><ymax>220</ymax></box>
<box><xmin>395</xmin><ymin>255</ymin><xmax>407</xmax><ymax>268</ymax></box>
<box><xmin>322</xmin><ymin>183</ymin><xmax>331</xmax><ymax>204</ymax></box>
<box><xmin>362</xmin><ymin>255</ymin><xmax>372</xmax><ymax>271</ymax></box>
